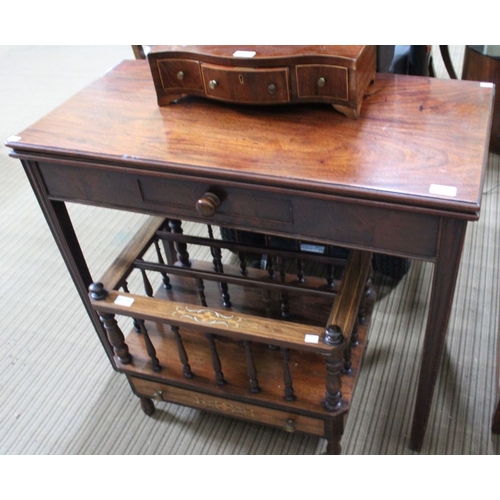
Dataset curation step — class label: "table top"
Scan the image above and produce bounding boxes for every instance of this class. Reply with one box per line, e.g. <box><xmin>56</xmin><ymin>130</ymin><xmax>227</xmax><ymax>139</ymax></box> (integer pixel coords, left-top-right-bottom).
<box><xmin>6</xmin><ymin>60</ymin><xmax>494</xmax><ymax>216</ymax></box>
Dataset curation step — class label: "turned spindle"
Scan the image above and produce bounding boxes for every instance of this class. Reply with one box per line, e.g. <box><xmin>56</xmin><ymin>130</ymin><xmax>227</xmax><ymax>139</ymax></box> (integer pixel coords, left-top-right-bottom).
<box><xmin>324</xmin><ymin>325</ymin><xmax>344</xmax><ymax>411</ymax></box>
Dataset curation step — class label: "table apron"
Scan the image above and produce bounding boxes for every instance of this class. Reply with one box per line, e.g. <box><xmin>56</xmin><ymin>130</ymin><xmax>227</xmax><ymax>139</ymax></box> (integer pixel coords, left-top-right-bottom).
<box><xmin>38</xmin><ymin>160</ymin><xmax>442</xmax><ymax>260</ymax></box>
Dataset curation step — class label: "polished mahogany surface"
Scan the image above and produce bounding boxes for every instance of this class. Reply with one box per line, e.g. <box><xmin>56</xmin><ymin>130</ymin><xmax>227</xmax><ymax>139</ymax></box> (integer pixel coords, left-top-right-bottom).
<box><xmin>7</xmin><ymin>60</ymin><xmax>493</xmax><ymax>217</ymax></box>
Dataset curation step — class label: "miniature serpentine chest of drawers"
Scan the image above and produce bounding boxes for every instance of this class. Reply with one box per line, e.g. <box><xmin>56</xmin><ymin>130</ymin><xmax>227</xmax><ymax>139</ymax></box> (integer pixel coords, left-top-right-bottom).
<box><xmin>147</xmin><ymin>45</ymin><xmax>376</xmax><ymax>118</ymax></box>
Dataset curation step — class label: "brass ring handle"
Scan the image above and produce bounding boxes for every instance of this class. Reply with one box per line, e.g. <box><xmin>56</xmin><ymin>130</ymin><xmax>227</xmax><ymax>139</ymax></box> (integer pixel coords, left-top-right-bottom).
<box><xmin>196</xmin><ymin>192</ymin><xmax>221</xmax><ymax>218</ymax></box>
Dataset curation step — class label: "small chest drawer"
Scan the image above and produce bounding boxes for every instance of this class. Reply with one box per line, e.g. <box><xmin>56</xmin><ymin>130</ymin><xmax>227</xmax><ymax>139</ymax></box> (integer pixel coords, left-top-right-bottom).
<box><xmin>129</xmin><ymin>376</ymin><xmax>326</xmax><ymax>437</ymax></box>
<box><xmin>157</xmin><ymin>58</ymin><xmax>203</xmax><ymax>92</ymax></box>
<box><xmin>201</xmin><ymin>64</ymin><xmax>290</xmax><ymax>104</ymax></box>
<box><xmin>296</xmin><ymin>64</ymin><xmax>348</xmax><ymax>100</ymax></box>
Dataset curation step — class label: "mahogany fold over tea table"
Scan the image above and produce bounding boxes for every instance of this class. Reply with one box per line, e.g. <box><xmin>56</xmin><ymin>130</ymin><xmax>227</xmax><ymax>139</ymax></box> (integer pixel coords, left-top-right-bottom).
<box><xmin>6</xmin><ymin>61</ymin><xmax>493</xmax><ymax>452</ymax></box>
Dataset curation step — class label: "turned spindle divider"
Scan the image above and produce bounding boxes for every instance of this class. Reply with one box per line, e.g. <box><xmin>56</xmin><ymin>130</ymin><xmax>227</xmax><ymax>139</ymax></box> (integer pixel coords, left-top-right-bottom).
<box><xmin>88</xmin><ymin>216</ymin><xmax>374</xmax><ymax>453</ymax></box>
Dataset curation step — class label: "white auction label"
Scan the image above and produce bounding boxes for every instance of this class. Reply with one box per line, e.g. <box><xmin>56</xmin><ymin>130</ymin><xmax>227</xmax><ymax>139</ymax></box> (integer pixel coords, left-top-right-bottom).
<box><xmin>304</xmin><ymin>334</ymin><xmax>320</xmax><ymax>344</ymax></box>
<box><xmin>233</xmin><ymin>50</ymin><xmax>256</xmax><ymax>58</ymax></box>
<box><xmin>429</xmin><ymin>184</ymin><xmax>457</xmax><ymax>197</ymax></box>
<box><xmin>114</xmin><ymin>295</ymin><xmax>135</xmax><ymax>307</ymax></box>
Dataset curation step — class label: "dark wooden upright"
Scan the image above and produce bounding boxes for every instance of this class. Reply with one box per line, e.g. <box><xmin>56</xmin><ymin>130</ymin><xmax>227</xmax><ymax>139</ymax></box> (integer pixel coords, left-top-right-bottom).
<box><xmin>462</xmin><ymin>45</ymin><xmax>500</xmax><ymax>154</ymax></box>
<box><xmin>6</xmin><ymin>59</ymin><xmax>493</xmax><ymax>452</ymax></box>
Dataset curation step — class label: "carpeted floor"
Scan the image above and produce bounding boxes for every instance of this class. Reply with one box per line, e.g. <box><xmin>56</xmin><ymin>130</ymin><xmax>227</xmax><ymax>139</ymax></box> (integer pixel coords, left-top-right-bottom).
<box><xmin>1</xmin><ymin>45</ymin><xmax>499</xmax><ymax>455</ymax></box>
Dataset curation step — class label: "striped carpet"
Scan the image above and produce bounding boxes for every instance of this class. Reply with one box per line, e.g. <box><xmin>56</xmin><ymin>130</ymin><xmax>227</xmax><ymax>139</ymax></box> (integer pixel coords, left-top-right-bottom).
<box><xmin>1</xmin><ymin>45</ymin><xmax>499</xmax><ymax>455</ymax></box>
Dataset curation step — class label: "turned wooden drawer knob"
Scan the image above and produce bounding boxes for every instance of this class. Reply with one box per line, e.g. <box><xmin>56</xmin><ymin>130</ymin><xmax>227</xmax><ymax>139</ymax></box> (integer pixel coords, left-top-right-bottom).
<box><xmin>196</xmin><ymin>192</ymin><xmax>221</xmax><ymax>217</ymax></box>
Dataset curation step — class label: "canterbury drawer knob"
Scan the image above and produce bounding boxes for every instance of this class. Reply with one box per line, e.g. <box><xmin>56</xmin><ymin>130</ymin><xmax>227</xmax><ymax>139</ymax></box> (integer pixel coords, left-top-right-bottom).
<box><xmin>153</xmin><ymin>390</ymin><xmax>164</xmax><ymax>402</ymax></box>
<box><xmin>317</xmin><ymin>77</ymin><xmax>326</xmax><ymax>87</ymax></box>
<box><xmin>268</xmin><ymin>83</ymin><xmax>277</xmax><ymax>94</ymax></box>
<box><xmin>177</xmin><ymin>71</ymin><xmax>185</xmax><ymax>81</ymax></box>
<box><xmin>196</xmin><ymin>192</ymin><xmax>221</xmax><ymax>217</ymax></box>
<box><xmin>283</xmin><ymin>418</ymin><xmax>296</xmax><ymax>433</ymax></box>
<box><xmin>208</xmin><ymin>79</ymin><xmax>218</xmax><ymax>90</ymax></box>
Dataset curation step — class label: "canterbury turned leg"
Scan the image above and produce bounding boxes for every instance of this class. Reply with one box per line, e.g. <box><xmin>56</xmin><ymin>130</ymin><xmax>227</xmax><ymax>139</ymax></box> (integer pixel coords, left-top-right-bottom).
<box><xmin>410</xmin><ymin>217</ymin><xmax>468</xmax><ymax>451</ymax></box>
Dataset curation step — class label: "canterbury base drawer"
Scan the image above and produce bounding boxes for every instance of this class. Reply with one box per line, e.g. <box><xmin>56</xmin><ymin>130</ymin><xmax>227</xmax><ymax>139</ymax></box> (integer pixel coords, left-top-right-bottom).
<box><xmin>129</xmin><ymin>376</ymin><xmax>325</xmax><ymax>437</ymax></box>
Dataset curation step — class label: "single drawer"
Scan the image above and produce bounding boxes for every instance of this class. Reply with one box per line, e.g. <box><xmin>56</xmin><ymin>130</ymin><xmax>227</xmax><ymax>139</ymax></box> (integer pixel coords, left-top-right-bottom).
<box><xmin>39</xmin><ymin>161</ymin><xmax>439</xmax><ymax>259</ymax></box>
<box><xmin>39</xmin><ymin>162</ymin><xmax>293</xmax><ymax>230</ymax></box>
<box><xmin>138</xmin><ymin>176</ymin><xmax>293</xmax><ymax>226</ymax></box>
<box><xmin>157</xmin><ymin>58</ymin><xmax>203</xmax><ymax>92</ymax></box>
<box><xmin>129</xmin><ymin>376</ymin><xmax>326</xmax><ymax>437</ymax></box>
<box><xmin>201</xmin><ymin>64</ymin><xmax>290</xmax><ymax>104</ymax></box>
<box><xmin>296</xmin><ymin>64</ymin><xmax>348</xmax><ymax>100</ymax></box>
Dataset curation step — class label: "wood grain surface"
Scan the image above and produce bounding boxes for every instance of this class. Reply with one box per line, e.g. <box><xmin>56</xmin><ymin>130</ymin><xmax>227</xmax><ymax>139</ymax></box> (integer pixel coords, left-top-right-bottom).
<box><xmin>7</xmin><ymin>60</ymin><xmax>494</xmax><ymax>215</ymax></box>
